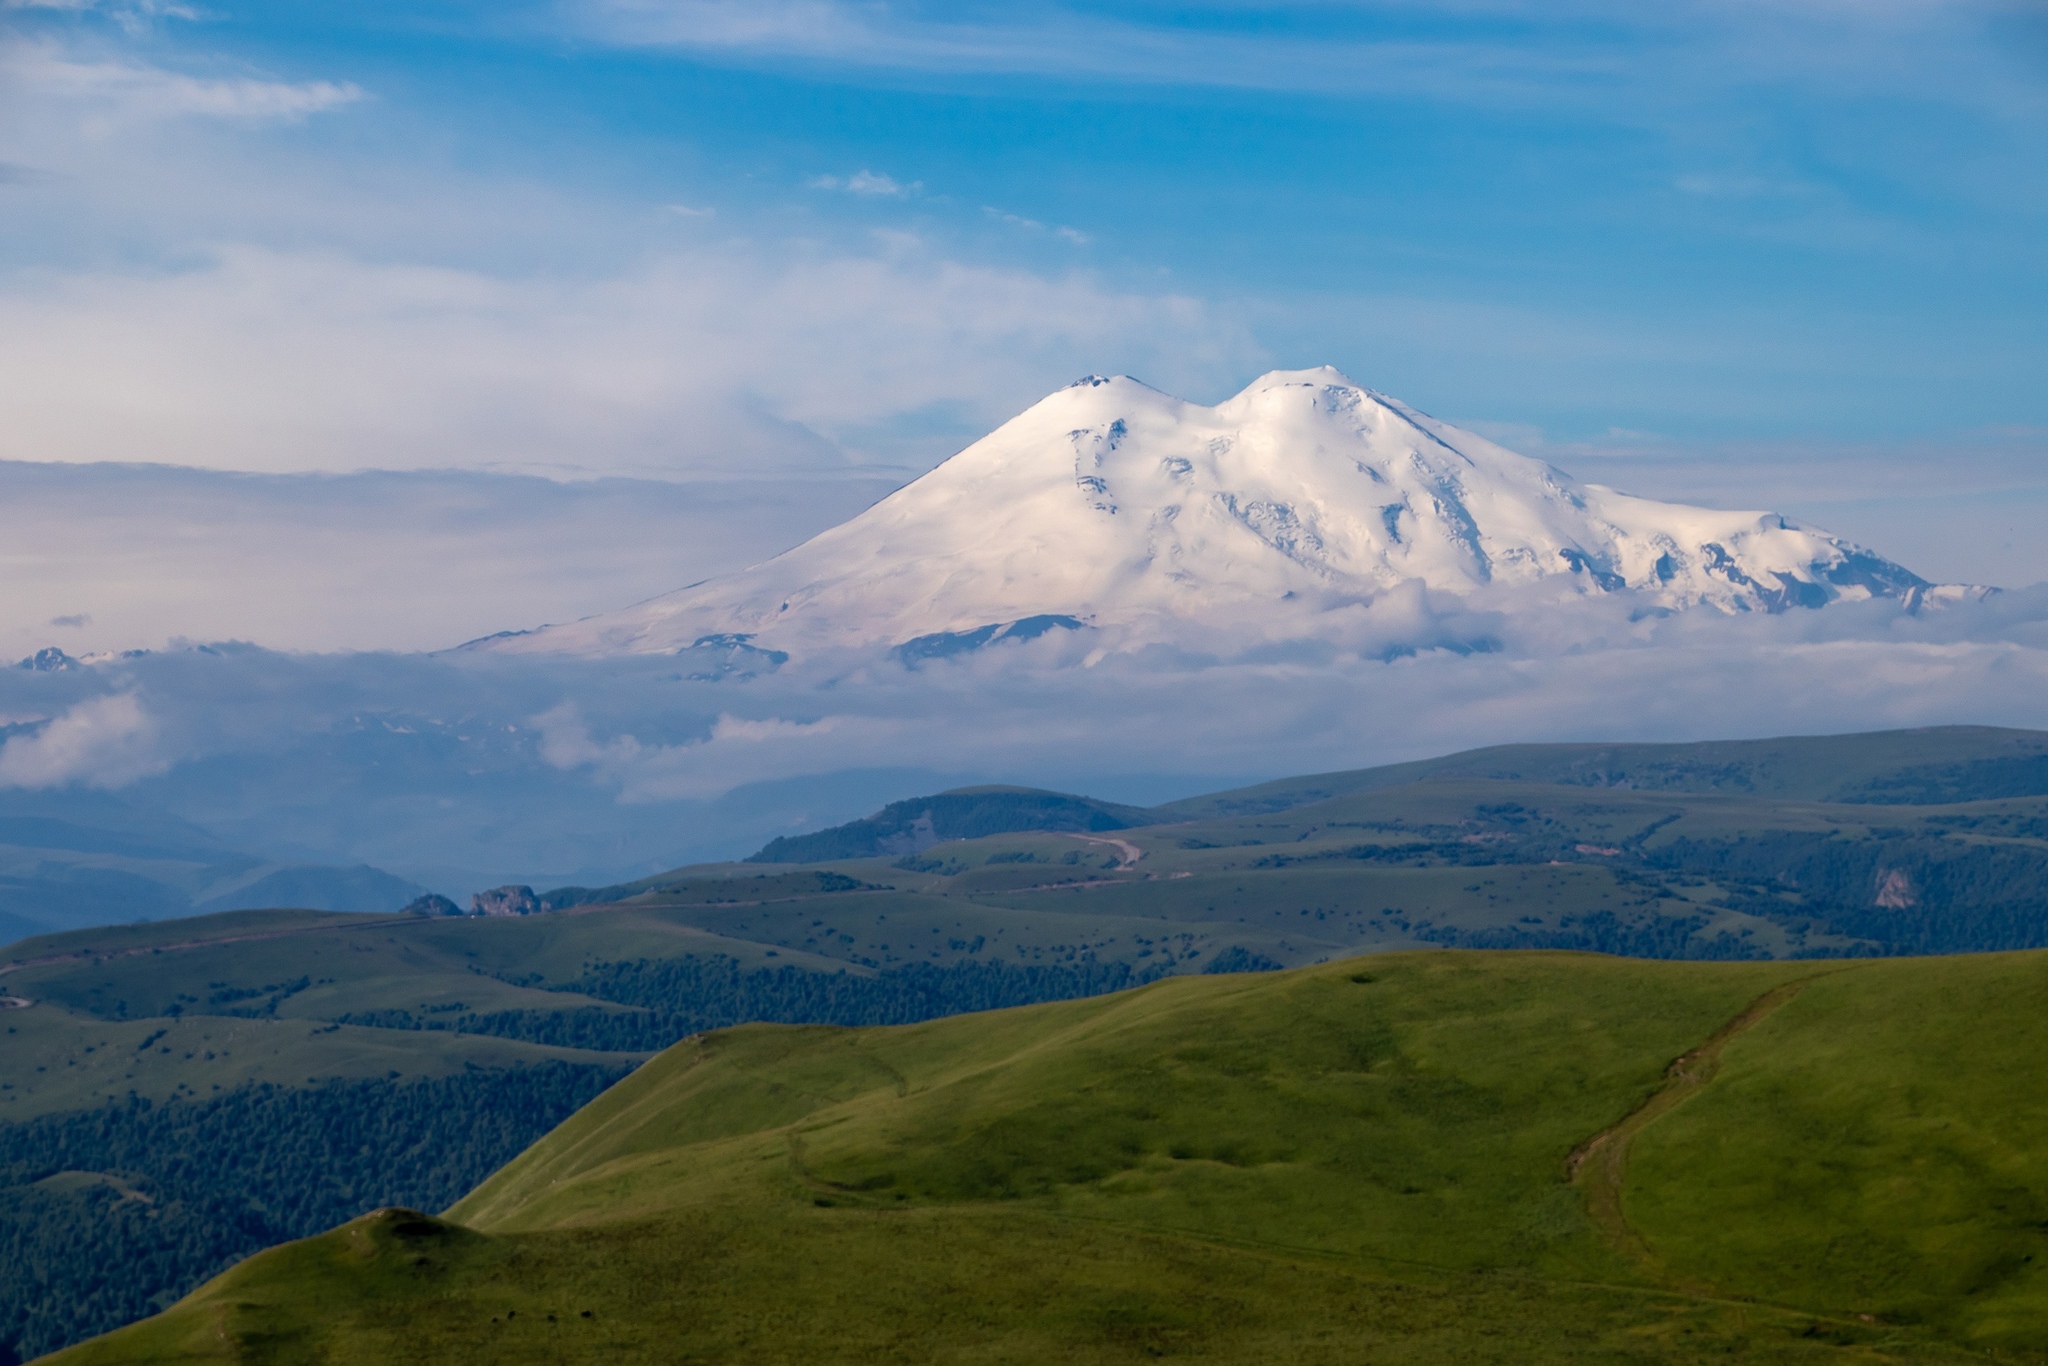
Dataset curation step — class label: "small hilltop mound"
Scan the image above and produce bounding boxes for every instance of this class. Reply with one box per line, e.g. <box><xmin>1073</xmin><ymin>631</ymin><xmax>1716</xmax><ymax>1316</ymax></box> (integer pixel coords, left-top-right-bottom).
<box><xmin>745</xmin><ymin>786</ymin><xmax>1154</xmax><ymax>863</ymax></box>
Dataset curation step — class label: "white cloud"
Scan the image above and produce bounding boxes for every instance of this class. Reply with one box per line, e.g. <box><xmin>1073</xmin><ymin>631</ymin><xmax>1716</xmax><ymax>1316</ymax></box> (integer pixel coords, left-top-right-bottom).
<box><xmin>810</xmin><ymin>169</ymin><xmax>918</xmax><ymax>196</ymax></box>
<box><xmin>7</xmin><ymin>590</ymin><xmax>2046</xmax><ymax>879</ymax></box>
<box><xmin>533</xmin><ymin>700</ymin><xmax>644</xmax><ymax>770</ymax></box>
<box><xmin>0</xmin><ymin>242</ymin><xmax>1248</xmax><ymax>477</ymax></box>
<box><xmin>984</xmin><ymin>206</ymin><xmax>1089</xmax><ymax>245</ymax></box>
<box><xmin>710</xmin><ymin>713</ymin><xmax>840</xmax><ymax>742</ymax></box>
<box><xmin>0</xmin><ymin>691</ymin><xmax>167</xmax><ymax>788</ymax></box>
<box><xmin>534</xmin><ymin>698</ymin><xmax>879</xmax><ymax>801</ymax></box>
<box><xmin>4</xmin><ymin>43</ymin><xmax>364</xmax><ymax>125</ymax></box>
<box><xmin>575</xmin><ymin>0</ymin><xmax>1573</xmax><ymax>98</ymax></box>
<box><xmin>3</xmin><ymin>0</ymin><xmax>200</xmax><ymax>16</ymax></box>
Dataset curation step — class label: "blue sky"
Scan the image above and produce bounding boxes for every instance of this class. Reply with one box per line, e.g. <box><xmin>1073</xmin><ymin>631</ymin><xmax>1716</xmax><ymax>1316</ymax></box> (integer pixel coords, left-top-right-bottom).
<box><xmin>2</xmin><ymin>0</ymin><xmax>2046</xmax><ymax>588</ymax></box>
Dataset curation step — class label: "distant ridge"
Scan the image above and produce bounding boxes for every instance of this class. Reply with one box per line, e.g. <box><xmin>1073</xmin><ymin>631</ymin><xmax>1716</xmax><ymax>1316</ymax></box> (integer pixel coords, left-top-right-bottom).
<box><xmin>729</xmin><ymin>726</ymin><xmax>2048</xmax><ymax>869</ymax></box>
<box><xmin>1152</xmin><ymin>723</ymin><xmax>2048</xmax><ymax>821</ymax></box>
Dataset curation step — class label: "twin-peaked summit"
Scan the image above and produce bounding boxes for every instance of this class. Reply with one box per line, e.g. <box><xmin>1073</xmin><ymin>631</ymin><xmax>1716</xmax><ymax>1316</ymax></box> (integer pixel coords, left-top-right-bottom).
<box><xmin>481</xmin><ymin>368</ymin><xmax>1935</xmax><ymax>661</ymax></box>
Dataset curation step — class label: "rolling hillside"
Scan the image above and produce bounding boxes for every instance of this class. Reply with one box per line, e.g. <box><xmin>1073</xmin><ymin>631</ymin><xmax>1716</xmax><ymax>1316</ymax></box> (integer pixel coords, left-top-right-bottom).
<box><xmin>54</xmin><ymin>949</ymin><xmax>2048</xmax><ymax>1363</ymax></box>
<box><xmin>11</xmin><ymin>724</ymin><xmax>2048</xmax><ymax>1358</ymax></box>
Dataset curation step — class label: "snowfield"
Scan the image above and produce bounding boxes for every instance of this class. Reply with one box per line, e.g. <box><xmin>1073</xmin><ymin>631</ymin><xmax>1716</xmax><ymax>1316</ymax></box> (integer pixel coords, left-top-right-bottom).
<box><xmin>476</xmin><ymin>368</ymin><xmax>1953</xmax><ymax>662</ymax></box>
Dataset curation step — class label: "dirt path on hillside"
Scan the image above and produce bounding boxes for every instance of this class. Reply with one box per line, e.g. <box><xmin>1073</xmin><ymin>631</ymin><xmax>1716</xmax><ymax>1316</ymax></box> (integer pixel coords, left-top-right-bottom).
<box><xmin>1068</xmin><ymin>833</ymin><xmax>1144</xmax><ymax>868</ymax></box>
<box><xmin>1566</xmin><ymin>976</ymin><xmax>1821</xmax><ymax>1274</ymax></box>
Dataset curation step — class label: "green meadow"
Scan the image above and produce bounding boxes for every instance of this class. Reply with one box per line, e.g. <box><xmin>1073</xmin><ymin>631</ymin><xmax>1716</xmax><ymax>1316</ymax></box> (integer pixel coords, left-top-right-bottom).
<box><xmin>53</xmin><ymin>948</ymin><xmax>2048</xmax><ymax>1363</ymax></box>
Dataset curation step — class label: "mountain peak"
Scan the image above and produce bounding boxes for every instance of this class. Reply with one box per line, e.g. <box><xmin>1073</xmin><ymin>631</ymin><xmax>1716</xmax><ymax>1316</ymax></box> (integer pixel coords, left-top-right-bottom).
<box><xmin>476</xmin><ymin>370</ymin><xmax>1940</xmax><ymax>662</ymax></box>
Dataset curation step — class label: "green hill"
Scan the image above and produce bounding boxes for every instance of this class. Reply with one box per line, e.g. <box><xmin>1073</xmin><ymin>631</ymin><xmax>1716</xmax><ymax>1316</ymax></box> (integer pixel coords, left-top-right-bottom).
<box><xmin>53</xmin><ymin>948</ymin><xmax>2048</xmax><ymax>1363</ymax></box>
<box><xmin>723</xmin><ymin>727</ymin><xmax>2048</xmax><ymax>858</ymax></box>
<box><xmin>745</xmin><ymin>786</ymin><xmax>1155</xmax><ymax>863</ymax></box>
<box><xmin>16</xmin><ymin>724</ymin><xmax>2048</xmax><ymax>1359</ymax></box>
<box><xmin>0</xmin><ymin>905</ymin><xmax>1171</xmax><ymax>1359</ymax></box>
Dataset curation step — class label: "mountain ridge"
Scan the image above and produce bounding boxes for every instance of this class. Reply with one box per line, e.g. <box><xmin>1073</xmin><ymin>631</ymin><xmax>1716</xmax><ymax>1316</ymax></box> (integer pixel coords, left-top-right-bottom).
<box><xmin>476</xmin><ymin>367</ymin><xmax>1958</xmax><ymax>661</ymax></box>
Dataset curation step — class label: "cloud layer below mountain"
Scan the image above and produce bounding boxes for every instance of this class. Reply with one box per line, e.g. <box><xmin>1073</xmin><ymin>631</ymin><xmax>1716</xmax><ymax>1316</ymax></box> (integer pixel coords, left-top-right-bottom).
<box><xmin>4</xmin><ymin>588</ymin><xmax>2045</xmax><ymax>894</ymax></box>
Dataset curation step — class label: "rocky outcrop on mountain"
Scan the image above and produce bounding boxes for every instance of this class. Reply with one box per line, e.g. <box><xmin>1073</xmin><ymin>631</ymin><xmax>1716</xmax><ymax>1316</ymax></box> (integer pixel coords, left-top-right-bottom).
<box><xmin>470</xmin><ymin>885</ymin><xmax>539</xmax><ymax>917</ymax></box>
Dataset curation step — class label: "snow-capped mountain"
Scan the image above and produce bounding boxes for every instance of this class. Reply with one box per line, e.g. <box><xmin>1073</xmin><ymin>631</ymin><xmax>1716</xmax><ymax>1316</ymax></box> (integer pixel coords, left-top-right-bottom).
<box><xmin>477</xmin><ymin>368</ymin><xmax>1941</xmax><ymax>662</ymax></box>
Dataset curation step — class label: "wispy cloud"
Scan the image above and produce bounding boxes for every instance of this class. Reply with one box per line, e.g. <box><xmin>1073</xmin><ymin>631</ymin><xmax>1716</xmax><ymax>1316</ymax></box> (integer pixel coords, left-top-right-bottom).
<box><xmin>574</xmin><ymin>0</ymin><xmax>1613</xmax><ymax>101</ymax></box>
<box><xmin>5</xmin><ymin>45</ymin><xmax>365</xmax><ymax>123</ymax></box>
<box><xmin>0</xmin><ymin>241</ymin><xmax>1249</xmax><ymax>477</ymax></box>
<box><xmin>4</xmin><ymin>38</ymin><xmax>364</xmax><ymax>127</ymax></box>
<box><xmin>562</xmin><ymin>0</ymin><xmax>2025</xmax><ymax>116</ymax></box>
<box><xmin>810</xmin><ymin>168</ymin><xmax>918</xmax><ymax>196</ymax></box>
<box><xmin>984</xmin><ymin>206</ymin><xmax>1088</xmax><ymax>245</ymax></box>
<box><xmin>7</xmin><ymin>0</ymin><xmax>202</xmax><ymax>37</ymax></box>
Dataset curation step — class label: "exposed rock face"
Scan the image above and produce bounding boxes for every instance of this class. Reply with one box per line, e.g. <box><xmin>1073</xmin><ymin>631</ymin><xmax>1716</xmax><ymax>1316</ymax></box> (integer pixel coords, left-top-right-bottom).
<box><xmin>471</xmin><ymin>885</ymin><xmax>540</xmax><ymax>917</ymax></box>
<box><xmin>1874</xmin><ymin>868</ymin><xmax>1918</xmax><ymax>909</ymax></box>
<box><xmin>17</xmin><ymin>648</ymin><xmax>79</xmax><ymax>672</ymax></box>
<box><xmin>402</xmin><ymin>893</ymin><xmax>462</xmax><ymax>917</ymax></box>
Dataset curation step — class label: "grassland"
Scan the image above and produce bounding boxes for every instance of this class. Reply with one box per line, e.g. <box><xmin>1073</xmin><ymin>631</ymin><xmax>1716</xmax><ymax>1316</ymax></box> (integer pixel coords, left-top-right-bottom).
<box><xmin>15</xmin><ymin>727</ymin><xmax>2048</xmax><ymax>1359</ymax></box>
<box><xmin>1145</xmin><ymin>725</ymin><xmax>2048</xmax><ymax>818</ymax></box>
<box><xmin>54</xmin><ymin>948</ymin><xmax>2048</xmax><ymax>1363</ymax></box>
<box><xmin>11</xmin><ymin>760</ymin><xmax>2048</xmax><ymax>1114</ymax></box>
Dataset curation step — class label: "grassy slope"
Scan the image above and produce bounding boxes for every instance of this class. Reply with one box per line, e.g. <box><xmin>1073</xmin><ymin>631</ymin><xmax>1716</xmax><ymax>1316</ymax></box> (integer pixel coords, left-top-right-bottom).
<box><xmin>0</xmin><ymin>1004</ymin><xmax>625</xmax><ymax>1119</ymax></box>
<box><xmin>1627</xmin><ymin>953</ymin><xmax>2048</xmax><ymax>1341</ymax></box>
<box><xmin>14</xmin><ymin>773</ymin><xmax>2048</xmax><ymax>1115</ymax></box>
<box><xmin>54</xmin><ymin>950</ymin><xmax>2048</xmax><ymax>1364</ymax></box>
<box><xmin>1150</xmin><ymin>726</ymin><xmax>2048</xmax><ymax>819</ymax></box>
<box><xmin>608</xmin><ymin>780</ymin><xmax>2048</xmax><ymax>968</ymax></box>
<box><xmin>0</xmin><ymin>908</ymin><xmax>802</xmax><ymax>1117</ymax></box>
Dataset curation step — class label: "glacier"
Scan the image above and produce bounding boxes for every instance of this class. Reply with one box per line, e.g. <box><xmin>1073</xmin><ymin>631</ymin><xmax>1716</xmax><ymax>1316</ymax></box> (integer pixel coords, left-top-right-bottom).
<box><xmin>478</xmin><ymin>367</ymin><xmax>1948</xmax><ymax>662</ymax></box>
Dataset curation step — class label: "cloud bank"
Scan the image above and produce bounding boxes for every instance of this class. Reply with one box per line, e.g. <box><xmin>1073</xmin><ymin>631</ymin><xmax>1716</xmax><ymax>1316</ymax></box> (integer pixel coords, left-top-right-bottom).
<box><xmin>0</xmin><ymin>692</ymin><xmax>166</xmax><ymax>789</ymax></box>
<box><xmin>0</xmin><ymin>242</ymin><xmax>1244</xmax><ymax>477</ymax></box>
<box><xmin>4</xmin><ymin>589</ymin><xmax>2045</xmax><ymax>891</ymax></box>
